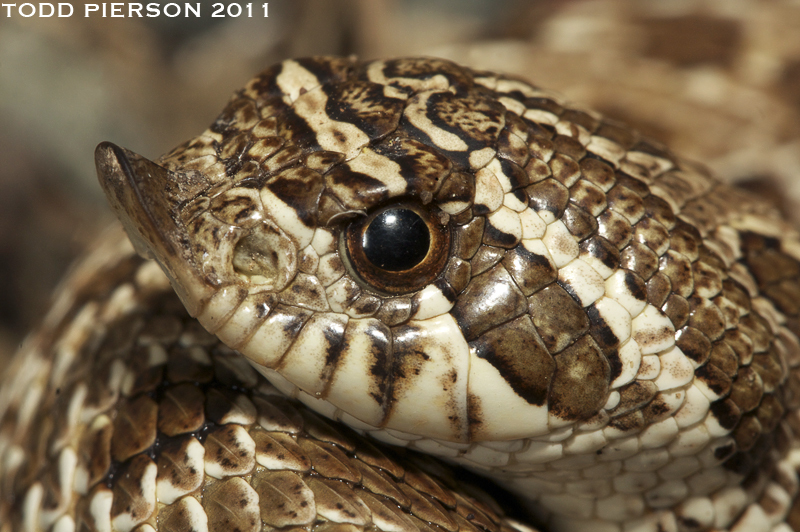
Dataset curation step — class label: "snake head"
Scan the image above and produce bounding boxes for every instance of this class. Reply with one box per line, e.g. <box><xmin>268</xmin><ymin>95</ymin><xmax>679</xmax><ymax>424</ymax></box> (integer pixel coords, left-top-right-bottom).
<box><xmin>98</xmin><ymin>56</ymin><xmax>771</xmax><ymax>474</ymax></box>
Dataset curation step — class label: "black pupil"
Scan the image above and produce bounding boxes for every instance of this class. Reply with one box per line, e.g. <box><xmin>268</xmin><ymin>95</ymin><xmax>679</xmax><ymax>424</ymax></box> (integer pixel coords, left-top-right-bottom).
<box><xmin>362</xmin><ymin>209</ymin><xmax>430</xmax><ymax>271</ymax></box>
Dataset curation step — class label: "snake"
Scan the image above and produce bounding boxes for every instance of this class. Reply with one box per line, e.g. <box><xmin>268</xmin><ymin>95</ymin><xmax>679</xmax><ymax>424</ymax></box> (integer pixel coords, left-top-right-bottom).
<box><xmin>2</xmin><ymin>55</ymin><xmax>800</xmax><ymax>532</ymax></box>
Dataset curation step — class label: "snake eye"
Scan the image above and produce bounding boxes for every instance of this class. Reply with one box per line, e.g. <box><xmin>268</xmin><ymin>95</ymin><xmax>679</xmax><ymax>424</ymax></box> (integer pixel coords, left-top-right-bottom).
<box><xmin>343</xmin><ymin>204</ymin><xmax>450</xmax><ymax>295</ymax></box>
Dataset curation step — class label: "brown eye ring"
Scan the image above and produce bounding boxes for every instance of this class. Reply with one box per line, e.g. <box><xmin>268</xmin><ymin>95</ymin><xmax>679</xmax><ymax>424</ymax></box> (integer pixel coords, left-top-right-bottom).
<box><xmin>342</xmin><ymin>203</ymin><xmax>450</xmax><ymax>295</ymax></box>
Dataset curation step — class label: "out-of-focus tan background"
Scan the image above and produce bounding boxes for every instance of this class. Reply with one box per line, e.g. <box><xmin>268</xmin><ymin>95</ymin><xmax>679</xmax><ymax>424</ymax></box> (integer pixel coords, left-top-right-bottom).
<box><xmin>2</xmin><ymin>0</ymin><xmax>800</xmax><ymax>368</ymax></box>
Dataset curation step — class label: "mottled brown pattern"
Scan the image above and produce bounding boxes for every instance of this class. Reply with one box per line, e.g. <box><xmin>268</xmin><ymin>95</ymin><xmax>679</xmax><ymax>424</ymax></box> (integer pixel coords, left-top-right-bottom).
<box><xmin>5</xmin><ymin>53</ymin><xmax>800</xmax><ymax>532</ymax></box>
<box><xmin>0</xmin><ymin>232</ymin><xmax>532</xmax><ymax>532</ymax></box>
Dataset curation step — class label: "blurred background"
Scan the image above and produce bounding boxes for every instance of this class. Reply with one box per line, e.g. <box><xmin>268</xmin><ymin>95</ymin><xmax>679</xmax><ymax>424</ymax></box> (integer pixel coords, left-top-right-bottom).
<box><xmin>2</xmin><ymin>0</ymin><xmax>800</xmax><ymax>368</ymax></box>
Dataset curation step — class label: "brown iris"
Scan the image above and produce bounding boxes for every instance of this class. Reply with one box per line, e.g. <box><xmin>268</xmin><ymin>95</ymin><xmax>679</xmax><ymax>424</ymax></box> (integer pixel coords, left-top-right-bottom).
<box><xmin>343</xmin><ymin>203</ymin><xmax>450</xmax><ymax>295</ymax></box>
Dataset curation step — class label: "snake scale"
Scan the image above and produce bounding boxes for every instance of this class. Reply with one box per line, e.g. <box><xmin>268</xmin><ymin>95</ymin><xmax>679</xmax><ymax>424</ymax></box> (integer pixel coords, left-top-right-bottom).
<box><xmin>2</xmin><ymin>55</ymin><xmax>800</xmax><ymax>532</ymax></box>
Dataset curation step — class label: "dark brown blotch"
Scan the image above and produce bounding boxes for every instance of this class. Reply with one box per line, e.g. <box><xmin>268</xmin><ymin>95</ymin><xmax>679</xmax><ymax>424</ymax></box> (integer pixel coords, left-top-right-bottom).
<box><xmin>497</xmin><ymin>158</ymin><xmax>531</xmax><ymax>191</ymax></box>
<box><xmin>610</xmin><ymin>380</ymin><xmax>658</xmax><ymax>418</ymax></box>
<box><xmin>709</xmin><ymin>397</ymin><xmax>742</xmax><ymax>431</ymax></box>
<box><xmin>502</xmin><ymin>244</ymin><xmax>558</xmax><ymax>296</ymax></box>
<box><xmin>524</xmin><ymin>97</ymin><xmax>564</xmax><ymax>117</ymax></box>
<box><xmin>733</xmin><ymin>312</ymin><xmax>771</xmax><ymax>352</ymax></box>
<box><xmin>373</xmin><ymin>136</ymin><xmax>453</xmax><ymax>193</ymax></box>
<box><xmin>594</xmin><ymin>120</ymin><xmax>638</xmax><ymax>149</ymax></box>
<box><xmin>323</xmin><ymin>80</ymin><xmax>404</xmax><ymax>139</ymax></box>
<box><xmin>633</xmin><ymin>217</ymin><xmax>670</xmax><ymax>256</ymax></box>
<box><xmin>607</xmin><ymin>410</ymin><xmax>646</xmax><ymax>434</ymax></box>
<box><xmin>158</xmin><ymin>383</ymin><xmax>206</xmax><ymax>437</ymax></box>
<box><xmin>751</xmin><ymin>349</ymin><xmax>786</xmax><ymax>393</ymax></box>
<box><xmin>204</xmin><ymin>425</ymin><xmax>256</xmax><ymax>475</ymax></box>
<box><xmin>526</xmin><ymin>178</ymin><xmax>570</xmax><ymax>220</ymax></box>
<box><xmin>451</xmin><ymin>264</ymin><xmax>528</xmax><ymax>342</ymax></box>
<box><xmin>548</xmin><ymin>335</ymin><xmax>610</xmax><ymax>421</ymax></box>
<box><xmin>110</xmin><ymin>454</ymin><xmax>157</xmax><ymax>523</ymax></box>
<box><xmin>570</xmin><ymin>179</ymin><xmax>608</xmax><ymax>217</ymax></box>
<box><xmin>695</xmin><ymin>362</ymin><xmax>733</xmax><ymax>398</ymax></box>
<box><xmin>524</xmin><ymin>157</ymin><xmax>552</xmax><ymax>184</ymax></box>
<box><xmin>642</xmin><ymin>194</ymin><xmax>676</xmax><ymax>230</ymax></box>
<box><xmin>692</xmin><ymin>259</ymin><xmax>724</xmax><ymax>298</ymax></box>
<box><xmin>580</xmin><ymin>157</ymin><xmax>617</xmax><ymax>191</ymax></box>
<box><xmin>708</xmin><ymin>340</ymin><xmax>739</xmax><ymax>378</ymax></box>
<box><xmin>597</xmin><ymin>210</ymin><xmax>634</xmax><ymax>250</ymax></box>
<box><xmin>662</xmin><ymin>293</ymin><xmax>691</xmax><ymax>329</ymax></box>
<box><xmin>607</xmin><ymin>185</ymin><xmax>645</xmax><ymax>224</ymax></box>
<box><xmin>724</xmin><ymin>329</ymin><xmax>755</xmax><ymax>366</ymax></box>
<box><xmin>443</xmin><ymin>257</ymin><xmax>472</xmax><ymax>295</ymax></box>
<box><xmin>675</xmin><ymin>326</ymin><xmax>712</xmax><ymax>366</ymax></box>
<box><xmin>527</xmin><ymin>283</ymin><xmax>590</xmax><ymax>354</ymax></box>
<box><xmin>646</xmin><ymin>271</ymin><xmax>672</xmax><ymax>309</ymax></box>
<box><xmin>79</xmin><ymin>413</ymin><xmax>114</xmax><ymax>490</ymax></box>
<box><xmin>436</xmin><ymin>171</ymin><xmax>475</xmax><ymax>212</ymax></box>
<box><xmin>641</xmin><ymin>393</ymin><xmax>679</xmax><ymax>425</ymax></box>
<box><xmin>375</xmin><ymin>297</ymin><xmax>413</xmax><ymax>327</ymax></box>
<box><xmin>622</xmin><ymin>269</ymin><xmax>648</xmax><ymax>302</ymax></box>
<box><xmin>729</xmin><ymin>366</ymin><xmax>764</xmax><ymax>413</ymax></box>
<box><xmin>620</xmin><ymin>242</ymin><xmax>660</xmax><ymax>280</ymax></box>
<box><xmin>561</xmin><ymin>109</ymin><xmax>600</xmax><ymax>133</ymax></box>
<box><xmin>668</xmin><ymin>221</ymin><xmax>702</xmax><ymax>262</ymax></box>
<box><xmin>483</xmin><ymin>219</ymin><xmax>522</xmax><ymax>249</ymax></box>
<box><xmin>304</xmin><ymin>150</ymin><xmax>345</xmax><ymax>173</ymax></box>
<box><xmin>261</xmin><ymin>144</ymin><xmax>304</xmax><ymax>175</ymax></box>
<box><xmin>687</xmin><ymin>296</ymin><xmax>727</xmax><ymax>342</ymax></box>
<box><xmin>111</xmin><ymin>395</ymin><xmax>158</xmax><ymax>462</ymax></box>
<box><xmin>265</xmin><ymin>166</ymin><xmax>324</xmax><ymax>228</ymax></box>
<box><xmin>325</xmin><ymin>166</ymin><xmax>391</xmax><ymax>211</ymax></box>
<box><xmin>452</xmin><ymin>216</ymin><xmax>484</xmax><ymax>260</ymax></box>
<box><xmin>469</xmin><ymin>246</ymin><xmax>506</xmax><ymax>277</ymax></box>
<box><xmin>586</xmin><ymin>303</ymin><xmax>621</xmax><ymax>351</ymax></box>
<box><xmin>562</xmin><ymin>204</ymin><xmax>598</xmax><ymax>241</ymax></box>
<box><xmin>469</xmin><ymin>316</ymin><xmax>555</xmax><ymax>406</ymax></box>
<box><xmin>579</xmin><ymin>236</ymin><xmax>620</xmax><ymax>274</ymax></box>
<box><xmin>548</xmin><ymin>152</ymin><xmax>582</xmax><ymax>187</ymax></box>
<box><xmin>156</xmin><ymin>436</ymin><xmax>204</xmax><ymax>494</ymax></box>
<box><xmin>721</xmin><ymin>279</ymin><xmax>751</xmax><ymax>315</ymax></box>
<box><xmin>659</xmin><ymin>250</ymin><xmax>694</xmax><ymax>299</ymax></box>
<box><xmin>496</xmin><ymin>129</ymin><xmax>530</xmax><ymax>167</ymax></box>
<box><xmin>732</xmin><ymin>413</ymin><xmax>763</xmax><ymax>453</ymax></box>
<box><xmin>551</xmin><ymin>136</ymin><xmax>586</xmax><ymax>163</ymax></box>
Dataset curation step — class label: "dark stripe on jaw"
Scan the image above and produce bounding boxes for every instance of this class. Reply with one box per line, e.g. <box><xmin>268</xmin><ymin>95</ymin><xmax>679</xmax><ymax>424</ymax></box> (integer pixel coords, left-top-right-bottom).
<box><xmin>469</xmin><ymin>316</ymin><xmax>555</xmax><ymax>406</ymax></box>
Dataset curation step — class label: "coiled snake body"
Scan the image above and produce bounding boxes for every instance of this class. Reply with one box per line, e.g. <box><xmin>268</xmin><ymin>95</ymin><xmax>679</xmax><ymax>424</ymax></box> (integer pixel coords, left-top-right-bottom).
<box><xmin>2</xmin><ymin>56</ymin><xmax>800</xmax><ymax>532</ymax></box>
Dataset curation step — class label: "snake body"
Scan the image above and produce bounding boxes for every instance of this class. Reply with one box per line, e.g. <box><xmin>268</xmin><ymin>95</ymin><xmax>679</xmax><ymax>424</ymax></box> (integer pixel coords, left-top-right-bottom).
<box><xmin>2</xmin><ymin>56</ymin><xmax>800</xmax><ymax>532</ymax></box>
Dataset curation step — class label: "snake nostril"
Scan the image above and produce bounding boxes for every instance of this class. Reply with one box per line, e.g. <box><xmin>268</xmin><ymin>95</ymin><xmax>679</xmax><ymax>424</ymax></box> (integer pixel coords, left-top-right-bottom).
<box><xmin>232</xmin><ymin>220</ymin><xmax>296</xmax><ymax>290</ymax></box>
